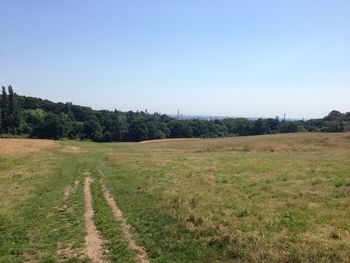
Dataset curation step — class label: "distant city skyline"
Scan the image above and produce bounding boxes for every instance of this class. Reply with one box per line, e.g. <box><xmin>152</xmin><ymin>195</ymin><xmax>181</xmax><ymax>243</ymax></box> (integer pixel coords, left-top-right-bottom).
<box><xmin>1</xmin><ymin>0</ymin><xmax>349</xmax><ymax>119</ymax></box>
<box><xmin>6</xmin><ymin>86</ymin><xmax>345</xmax><ymax>120</ymax></box>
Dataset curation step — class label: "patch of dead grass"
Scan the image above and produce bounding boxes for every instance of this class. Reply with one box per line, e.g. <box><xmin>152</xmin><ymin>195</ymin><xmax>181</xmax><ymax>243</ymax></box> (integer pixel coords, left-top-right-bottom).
<box><xmin>60</xmin><ymin>146</ymin><xmax>87</xmax><ymax>153</ymax></box>
<box><xmin>138</xmin><ymin>138</ymin><xmax>197</xmax><ymax>144</ymax></box>
<box><xmin>0</xmin><ymin>139</ymin><xmax>57</xmax><ymax>156</ymax></box>
<box><xmin>95</xmin><ymin>133</ymin><xmax>350</xmax><ymax>262</ymax></box>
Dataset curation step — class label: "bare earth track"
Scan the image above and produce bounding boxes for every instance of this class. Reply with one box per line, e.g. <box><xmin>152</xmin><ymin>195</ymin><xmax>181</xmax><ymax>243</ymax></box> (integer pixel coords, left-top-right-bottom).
<box><xmin>84</xmin><ymin>176</ymin><xmax>106</xmax><ymax>263</ymax></box>
<box><xmin>102</xmin><ymin>185</ymin><xmax>150</xmax><ymax>263</ymax></box>
<box><xmin>83</xmin><ymin>175</ymin><xmax>150</xmax><ymax>262</ymax></box>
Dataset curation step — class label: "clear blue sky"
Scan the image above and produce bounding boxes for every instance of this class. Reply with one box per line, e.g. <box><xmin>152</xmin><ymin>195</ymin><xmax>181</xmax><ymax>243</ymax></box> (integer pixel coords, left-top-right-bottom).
<box><xmin>0</xmin><ymin>0</ymin><xmax>349</xmax><ymax>119</ymax></box>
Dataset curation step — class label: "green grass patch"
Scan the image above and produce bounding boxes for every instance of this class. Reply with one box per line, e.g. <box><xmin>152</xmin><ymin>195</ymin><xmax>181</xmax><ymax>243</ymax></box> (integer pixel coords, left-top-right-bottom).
<box><xmin>90</xmin><ymin>177</ymin><xmax>136</xmax><ymax>262</ymax></box>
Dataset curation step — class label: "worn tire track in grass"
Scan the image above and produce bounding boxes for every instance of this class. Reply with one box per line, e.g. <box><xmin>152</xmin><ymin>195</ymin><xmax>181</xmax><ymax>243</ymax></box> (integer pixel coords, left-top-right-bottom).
<box><xmin>56</xmin><ymin>180</ymin><xmax>83</xmax><ymax>260</ymax></box>
<box><xmin>84</xmin><ymin>176</ymin><xmax>107</xmax><ymax>263</ymax></box>
<box><xmin>64</xmin><ymin>180</ymin><xmax>80</xmax><ymax>201</ymax></box>
<box><xmin>102</xmin><ymin>184</ymin><xmax>150</xmax><ymax>263</ymax></box>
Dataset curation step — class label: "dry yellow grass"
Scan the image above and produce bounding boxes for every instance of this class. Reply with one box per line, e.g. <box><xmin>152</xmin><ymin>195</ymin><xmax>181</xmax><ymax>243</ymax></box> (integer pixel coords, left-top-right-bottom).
<box><xmin>61</xmin><ymin>146</ymin><xmax>87</xmax><ymax>153</ymax></box>
<box><xmin>0</xmin><ymin>139</ymin><xmax>58</xmax><ymax>214</ymax></box>
<box><xmin>0</xmin><ymin>139</ymin><xmax>57</xmax><ymax>156</ymax></box>
<box><xmin>103</xmin><ymin>132</ymin><xmax>350</xmax><ymax>262</ymax></box>
<box><xmin>138</xmin><ymin>138</ymin><xmax>197</xmax><ymax>144</ymax></box>
<box><xmin>1</xmin><ymin>134</ymin><xmax>350</xmax><ymax>262</ymax></box>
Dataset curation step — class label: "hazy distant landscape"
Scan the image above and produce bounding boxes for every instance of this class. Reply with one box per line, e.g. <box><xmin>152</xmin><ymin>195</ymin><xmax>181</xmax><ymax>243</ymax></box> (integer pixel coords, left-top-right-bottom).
<box><xmin>1</xmin><ymin>86</ymin><xmax>349</xmax><ymax>143</ymax></box>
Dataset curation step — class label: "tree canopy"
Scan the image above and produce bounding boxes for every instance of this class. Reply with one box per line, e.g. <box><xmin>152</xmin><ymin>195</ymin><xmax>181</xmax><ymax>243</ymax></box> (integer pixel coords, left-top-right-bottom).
<box><xmin>0</xmin><ymin>85</ymin><xmax>349</xmax><ymax>142</ymax></box>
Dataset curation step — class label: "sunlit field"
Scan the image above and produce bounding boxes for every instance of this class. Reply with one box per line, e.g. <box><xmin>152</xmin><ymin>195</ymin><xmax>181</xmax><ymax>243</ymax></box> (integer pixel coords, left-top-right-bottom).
<box><xmin>1</xmin><ymin>133</ymin><xmax>349</xmax><ymax>262</ymax></box>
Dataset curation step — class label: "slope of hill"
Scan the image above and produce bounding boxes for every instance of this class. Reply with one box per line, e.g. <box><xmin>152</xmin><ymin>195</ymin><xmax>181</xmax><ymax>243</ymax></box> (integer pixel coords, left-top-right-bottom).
<box><xmin>1</xmin><ymin>133</ymin><xmax>349</xmax><ymax>262</ymax></box>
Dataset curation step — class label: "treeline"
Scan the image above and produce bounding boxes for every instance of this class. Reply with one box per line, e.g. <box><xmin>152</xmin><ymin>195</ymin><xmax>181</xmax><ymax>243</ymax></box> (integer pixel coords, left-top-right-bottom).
<box><xmin>0</xmin><ymin>85</ymin><xmax>349</xmax><ymax>142</ymax></box>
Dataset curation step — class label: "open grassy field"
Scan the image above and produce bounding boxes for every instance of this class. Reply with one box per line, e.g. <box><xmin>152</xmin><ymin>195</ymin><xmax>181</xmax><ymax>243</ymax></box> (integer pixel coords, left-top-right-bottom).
<box><xmin>1</xmin><ymin>133</ymin><xmax>350</xmax><ymax>262</ymax></box>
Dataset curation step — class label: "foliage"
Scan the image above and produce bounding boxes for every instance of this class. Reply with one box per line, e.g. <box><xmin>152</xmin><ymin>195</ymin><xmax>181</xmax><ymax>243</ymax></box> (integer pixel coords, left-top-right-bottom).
<box><xmin>0</xmin><ymin>85</ymin><xmax>349</xmax><ymax>141</ymax></box>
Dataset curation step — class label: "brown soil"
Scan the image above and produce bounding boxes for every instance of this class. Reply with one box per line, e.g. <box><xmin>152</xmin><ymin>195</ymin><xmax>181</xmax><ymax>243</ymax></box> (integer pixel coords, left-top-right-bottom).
<box><xmin>84</xmin><ymin>177</ymin><xmax>107</xmax><ymax>263</ymax></box>
<box><xmin>102</xmin><ymin>185</ymin><xmax>150</xmax><ymax>263</ymax></box>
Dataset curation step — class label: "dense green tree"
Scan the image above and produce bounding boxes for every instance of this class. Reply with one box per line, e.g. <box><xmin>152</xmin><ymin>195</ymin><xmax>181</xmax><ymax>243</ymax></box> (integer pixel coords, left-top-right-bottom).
<box><xmin>344</xmin><ymin>112</ymin><xmax>350</xmax><ymax>121</ymax></box>
<box><xmin>102</xmin><ymin>131</ymin><xmax>113</xmax><ymax>142</ymax></box>
<box><xmin>5</xmin><ymin>85</ymin><xmax>21</xmax><ymax>132</ymax></box>
<box><xmin>23</xmin><ymin>109</ymin><xmax>46</xmax><ymax>134</ymax></box>
<box><xmin>111</xmin><ymin>110</ymin><xmax>128</xmax><ymax>142</ymax></box>
<box><xmin>128</xmin><ymin>119</ymin><xmax>148</xmax><ymax>141</ymax></box>
<box><xmin>1</xmin><ymin>85</ymin><xmax>349</xmax><ymax>141</ymax></box>
<box><xmin>31</xmin><ymin>112</ymin><xmax>63</xmax><ymax>139</ymax></box>
<box><xmin>1</xmin><ymin>86</ymin><xmax>8</xmax><ymax>131</ymax></box>
<box><xmin>280</xmin><ymin>121</ymin><xmax>298</xmax><ymax>133</ymax></box>
<box><xmin>83</xmin><ymin>117</ymin><xmax>101</xmax><ymax>139</ymax></box>
<box><xmin>325</xmin><ymin>121</ymin><xmax>344</xmax><ymax>132</ymax></box>
<box><xmin>68</xmin><ymin>121</ymin><xmax>84</xmax><ymax>139</ymax></box>
<box><xmin>252</xmin><ymin>119</ymin><xmax>269</xmax><ymax>135</ymax></box>
<box><xmin>158</xmin><ymin>122</ymin><xmax>170</xmax><ymax>138</ymax></box>
<box><xmin>60</xmin><ymin>113</ymin><xmax>73</xmax><ymax>137</ymax></box>
<box><xmin>222</xmin><ymin>118</ymin><xmax>252</xmax><ymax>136</ymax></box>
<box><xmin>92</xmin><ymin>130</ymin><xmax>103</xmax><ymax>142</ymax></box>
<box><xmin>168</xmin><ymin>121</ymin><xmax>193</xmax><ymax>138</ymax></box>
<box><xmin>44</xmin><ymin>112</ymin><xmax>64</xmax><ymax>139</ymax></box>
<box><xmin>266</xmin><ymin>118</ymin><xmax>280</xmax><ymax>133</ymax></box>
<box><xmin>324</xmin><ymin>110</ymin><xmax>343</xmax><ymax>121</ymax></box>
<box><xmin>306</xmin><ymin>119</ymin><xmax>324</xmax><ymax>132</ymax></box>
<box><xmin>8</xmin><ymin>86</ymin><xmax>15</xmax><ymax>114</ymax></box>
<box><xmin>323</xmin><ymin>110</ymin><xmax>345</xmax><ymax>132</ymax></box>
<box><xmin>146</xmin><ymin>121</ymin><xmax>166</xmax><ymax>139</ymax></box>
<box><xmin>190</xmin><ymin>120</ymin><xmax>208</xmax><ymax>137</ymax></box>
<box><xmin>159</xmin><ymin>114</ymin><xmax>172</xmax><ymax>123</ymax></box>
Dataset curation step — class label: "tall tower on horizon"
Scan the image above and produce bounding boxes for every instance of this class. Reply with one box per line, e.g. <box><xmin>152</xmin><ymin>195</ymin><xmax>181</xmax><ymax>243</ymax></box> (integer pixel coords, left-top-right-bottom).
<box><xmin>177</xmin><ymin>109</ymin><xmax>180</xmax><ymax>118</ymax></box>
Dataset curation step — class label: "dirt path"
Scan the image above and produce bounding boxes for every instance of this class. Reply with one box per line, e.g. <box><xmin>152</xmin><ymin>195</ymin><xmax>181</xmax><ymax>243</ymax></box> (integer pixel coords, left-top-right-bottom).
<box><xmin>102</xmin><ymin>185</ymin><xmax>150</xmax><ymax>263</ymax></box>
<box><xmin>84</xmin><ymin>177</ymin><xmax>107</xmax><ymax>263</ymax></box>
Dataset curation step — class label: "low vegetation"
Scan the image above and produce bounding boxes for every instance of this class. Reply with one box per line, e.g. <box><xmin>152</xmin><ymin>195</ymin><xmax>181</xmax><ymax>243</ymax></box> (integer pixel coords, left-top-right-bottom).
<box><xmin>102</xmin><ymin>133</ymin><xmax>350</xmax><ymax>262</ymax></box>
<box><xmin>1</xmin><ymin>133</ymin><xmax>349</xmax><ymax>262</ymax></box>
<box><xmin>0</xmin><ymin>141</ymin><xmax>87</xmax><ymax>262</ymax></box>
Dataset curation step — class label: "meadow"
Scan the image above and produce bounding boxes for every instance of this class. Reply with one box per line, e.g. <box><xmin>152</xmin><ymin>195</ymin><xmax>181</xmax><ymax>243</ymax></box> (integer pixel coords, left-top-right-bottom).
<box><xmin>0</xmin><ymin>133</ymin><xmax>349</xmax><ymax>262</ymax></box>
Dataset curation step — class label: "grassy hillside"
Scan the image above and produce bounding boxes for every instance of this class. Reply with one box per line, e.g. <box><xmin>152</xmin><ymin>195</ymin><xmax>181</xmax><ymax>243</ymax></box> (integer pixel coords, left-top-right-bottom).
<box><xmin>1</xmin><ymin>133</ymin><xmax>349</xmax><ymax>262</ymax></box>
